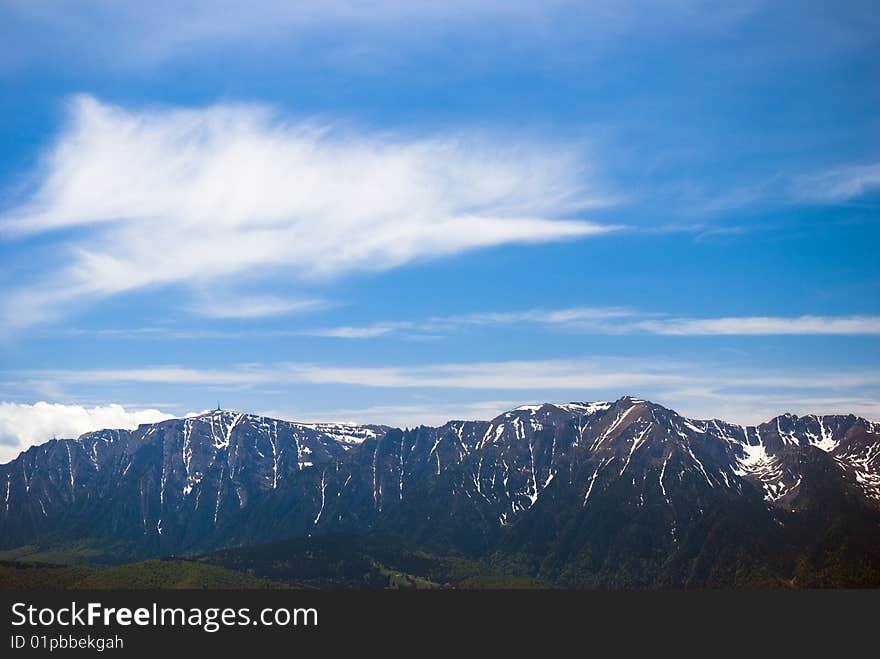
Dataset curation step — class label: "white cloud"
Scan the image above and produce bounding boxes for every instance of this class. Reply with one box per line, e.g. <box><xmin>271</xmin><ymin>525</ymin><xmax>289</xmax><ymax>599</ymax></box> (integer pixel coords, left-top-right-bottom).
<box><xmin>295</xmin><ymin>309</ymin><xmax>880</xmax><ymax>338</ymax></box>
<box><xmin>303</xmin><ymin>323</ymin><xmax>410</xmax><ymax>339</ymax></box>
<box><xmin>188</xmin><ymin>293</ymin><xmax>326</xmax><ymax>319</ymax></box>
<box><xmin>1</xmin><ymin>353</ymin><xmax>878</xmax><ymax>459</ymax></box>
<box><xmin>287</xmin><ymin>360</ymin><xmax>688</xmax><ymax>390</ymax></box>
<box><xmin>59</xmin><ymin>309</ymin><xmax>880</xmax><ymax>341</ymax></box>
<box><xmin>793</xmin><ymin>163</ymin><xmax>880</xmax><ymax>202</ymax></box>
<box><xmin>1</xmin><ymin>1</ymin><xmax>755</xmax><ymax>70</ymax></box>
<box><xmin>631</xmin><ymin>314</ymin><xmax>880</xmax><ymax>335</ymax></box>
<box><xmin>4</xmin><ymin>360</ymin><xmax>683</xmax><ymax>391</ymax></box>
<box><xmin>8</xmin><ymin>358</ymin><xmax>880</xmax><ymax>393</ymax></box>
<box><xmin>0</xmin><ymin>95</ymin><xmax>615</xmax><ymax>329</ymax></box>
<box><xmin>435</xmin><ymin>306</ymin><xmax>636</xmax><ymax>327</ymax></box>
<box><xmin>0</xmin><ymin>402</ymin><xmax>174</xmax><ymax>463</ymax></box>
<box><xmin>4</xmin><ymin>358</ymin><xmax>875</xmax><ymax>430</ymax></box>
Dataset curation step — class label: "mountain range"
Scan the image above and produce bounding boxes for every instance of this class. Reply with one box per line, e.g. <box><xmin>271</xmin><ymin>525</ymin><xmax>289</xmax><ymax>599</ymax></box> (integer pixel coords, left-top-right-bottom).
<box><xmin>2</xmin><ymin>396</ymin><xmax>880</xmax><ymax>588</ymax></box>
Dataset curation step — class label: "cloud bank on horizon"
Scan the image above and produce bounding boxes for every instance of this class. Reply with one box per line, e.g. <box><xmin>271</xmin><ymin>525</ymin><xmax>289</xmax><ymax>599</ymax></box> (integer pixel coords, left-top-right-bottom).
<box><xmin>0</xmin><ymin>0</ymin><xmax>877</xmax><ymax>458</ymax></box>
<box><xmin>0</xmin><ymin>402</ymin><xmax>174</xmax><ymax>463</ymax></box>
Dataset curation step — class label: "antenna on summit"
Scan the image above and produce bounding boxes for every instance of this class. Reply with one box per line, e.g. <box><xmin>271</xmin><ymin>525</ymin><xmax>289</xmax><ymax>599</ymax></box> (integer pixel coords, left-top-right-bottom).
<box><xmin>216</xmin><ymin>401</ymin><xmax>221</xmax><ymax>412</ymax></box>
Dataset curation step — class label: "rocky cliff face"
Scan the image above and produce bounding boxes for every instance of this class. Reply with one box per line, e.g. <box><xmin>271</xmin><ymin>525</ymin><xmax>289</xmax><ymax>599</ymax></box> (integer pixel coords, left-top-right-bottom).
<box><xmin>3</xmin><ymin>396</ymin><xmax>879</xmax><ymax>584</ymax></box>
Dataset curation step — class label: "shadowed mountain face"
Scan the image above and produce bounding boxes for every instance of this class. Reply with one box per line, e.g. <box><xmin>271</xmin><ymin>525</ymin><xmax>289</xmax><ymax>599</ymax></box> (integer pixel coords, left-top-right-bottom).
<box><xmin>2</xmin><ymin>396</ymin><xmax>879</xmax><ymax>587</ymax></box>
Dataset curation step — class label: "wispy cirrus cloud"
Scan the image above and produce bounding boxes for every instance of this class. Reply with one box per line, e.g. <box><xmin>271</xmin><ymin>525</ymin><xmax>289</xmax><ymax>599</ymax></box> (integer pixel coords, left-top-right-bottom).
<box><xmin>655</xmin><ymin>159</ymin><xmax>880</xmax><ymax>220</ymax></box>
<box><xmin>2</xmin><ymin>357</ymin><xmax>878</xmax><ymax>434</ymax></box>
<box><xmin>2</xmin><ymin>360</ymin><xmax>686</xmax><ymax>392</ymax></box>
<box><xmin>187</xmin><ymin>293</ymin><xmax>327</xmax><ymax>320</ymax></box>
<box><xmin>0</xmin><ymin>1</ymin><xmax>759</xmax><ymax>71</ymax></box>
<box><xmin>289</xmin><ymin>308</ymin><xmax>880</xmax><ymax>339</ymax></box>
<box><xmin>792</xmin><ymin>162</ymin><xmax>880</xmax><ymax>203</ymax></box>
<box><xmin>301</xmin><ymin>323</ymin><xmax>413</xmax><ymax>339</ymax></box>
<box><xmin>0</xmin><ymin>95</ymin><xmax>616</xmax><ymax>330</ymax></box>
<box><xmin>6</xmin><ymin>358</ymin><xmax>880</xmax><ymax>393</ymax></box>
<box><xmin>43</xmin><ymin>309</ymin><xmax>880</xmax><ymax>341</ymax></box>
<box><xmin>632</xmin><ymin>314</ymin><xmax>880</xmax><ymax>335</ymax></box>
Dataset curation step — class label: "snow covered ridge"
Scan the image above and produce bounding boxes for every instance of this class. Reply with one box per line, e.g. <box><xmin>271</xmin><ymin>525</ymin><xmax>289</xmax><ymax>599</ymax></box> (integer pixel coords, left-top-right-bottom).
<box><xmin>209</xmin><ymin>400</ymin><xmax>873</xmax><ymax>508</ymax></box>
<box><xmin>136</xmin><ymin>409</ymin><xmax>387</xmax><ymax>449</ymax></box>
<box><xmin>74</xmin><ymin>400</ymin><xmax>877</xmax><ymax>453</ymax></box>
<box><xmin>80</xmin><ymin>402</ymin><xmax>622</xmax><ymax>451</ymax></box>
<box><xmin>2</xmin><ymin>395</ymin><xmax>879</xmax><ymax>561</ymax></box>
<box><xmin>294</xmin><ymin>422</ymin><xmax>383</xmax><ymax>447</ymax></box>
<box><xmin>514</xmin><ymin>401</ymin><xmax>614</xmax><ymax>415</ymax></box>
<box><xmin>63</xmin><ymin>400</ymin><xmax>876</xmax><ymax>450</ymax></box>
<box><xmin>500</xmin><ymin>397</ymin><xmax>880</xmax><ymax>505</ymax></box>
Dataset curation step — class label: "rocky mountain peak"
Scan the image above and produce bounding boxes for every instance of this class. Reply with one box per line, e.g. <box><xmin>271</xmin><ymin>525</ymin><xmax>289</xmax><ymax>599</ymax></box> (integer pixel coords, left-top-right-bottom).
<box><xmin>1</xmin><ymin>397</ymin><xmax>877</xmax><ymax>582</ymax></box>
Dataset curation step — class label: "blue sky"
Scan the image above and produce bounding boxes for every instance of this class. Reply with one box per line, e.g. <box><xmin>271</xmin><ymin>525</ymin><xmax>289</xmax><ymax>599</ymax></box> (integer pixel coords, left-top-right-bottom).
<box><xmin>0</xmin><ymin>1</ymin><xmax>879</xmax><ymax>459</ymax></box>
